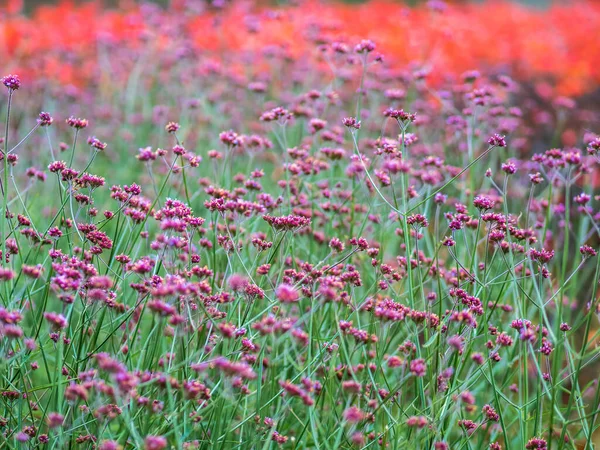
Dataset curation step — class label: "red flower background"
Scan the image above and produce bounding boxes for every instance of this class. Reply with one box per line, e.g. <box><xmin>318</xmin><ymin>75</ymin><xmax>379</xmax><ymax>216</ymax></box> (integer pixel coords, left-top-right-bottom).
<box><xmin>1</xmin><ymin>0</ymin><xmax>599</xmax><ymax>96</ymax></box>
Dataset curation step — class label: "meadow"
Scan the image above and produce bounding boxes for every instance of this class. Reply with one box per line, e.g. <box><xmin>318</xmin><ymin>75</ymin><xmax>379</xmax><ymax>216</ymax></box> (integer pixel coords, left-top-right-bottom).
<box><xmin>1</xmin><ymin>0</ymin><xmax>600</xmax><ymax>448</ymax></box>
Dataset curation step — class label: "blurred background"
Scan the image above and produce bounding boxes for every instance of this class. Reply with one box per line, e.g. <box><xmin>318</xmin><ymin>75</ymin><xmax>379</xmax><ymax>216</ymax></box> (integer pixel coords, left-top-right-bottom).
<box><xmin>18</xmin><ymin>0</ymin><xmax>555</xmax><ymax>11</ymax></box>
<box><xmin>4</xmin><ymin>0</ymin><xmax>597</xmax><ymax>99</ymax></box>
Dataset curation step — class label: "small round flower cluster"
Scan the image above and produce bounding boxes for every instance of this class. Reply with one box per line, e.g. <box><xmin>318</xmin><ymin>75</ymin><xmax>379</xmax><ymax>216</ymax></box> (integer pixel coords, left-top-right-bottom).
<box><xmin>67</xmin><ymin>116</ymin><xmax>89</xmax><ymax>129</ymax></box>
<box><xmin>2</xmin><ymin>74</ymin><xmax>21</xmax><ymax>90</ymax></box>
<box><xmin>263</xmin><ymin>214</ymin><xmax>311</xmax><ymax>231</ymax></box>
<box><xmin>342</xmin><ymin>117</ymin><xmax>361</xmax><ymax>130</ymax></box>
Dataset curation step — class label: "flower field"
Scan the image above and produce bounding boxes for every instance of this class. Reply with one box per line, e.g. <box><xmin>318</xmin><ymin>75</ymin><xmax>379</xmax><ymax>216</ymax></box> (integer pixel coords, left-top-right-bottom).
<box><xmin>1</xmin><ymin>0</ymin><xmax>600</xmax><ymax>449</ymax></box>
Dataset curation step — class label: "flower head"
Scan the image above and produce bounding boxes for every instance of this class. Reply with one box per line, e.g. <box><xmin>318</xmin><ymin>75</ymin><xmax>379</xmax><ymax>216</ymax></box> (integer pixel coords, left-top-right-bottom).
<box><xmin>342</xmin><ymin>117</ymin><xmax>361</xmax><ymax>130</ymax></box>
<box><xmin>38</xmin><ymin>112</ymin><xmax>53</xmax><ymax>126</ymax></box>
<box><xmin>67</xmin><ymin>116</ymin><xmax>88</xmax><ymax>129</ymax></box>
<box><xmin>488</xmin><ymin>134</ymin><xmax>506</xmax><ymax>147</ymax></box>
<box><xmin>2</xmin><ymin>74</ymin><xmax>20</xmax><ymax>91</ymax></box>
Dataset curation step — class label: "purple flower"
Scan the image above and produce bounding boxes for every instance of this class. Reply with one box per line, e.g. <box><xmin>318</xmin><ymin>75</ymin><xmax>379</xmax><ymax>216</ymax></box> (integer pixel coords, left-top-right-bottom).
<box><xmin>488</xmin><ymin>133</ymin><xmax>506</xmax><ymax>147</ymax></box>
<box><xmin>354</xmin><ymin>39</ymin><xmax>376</xmax><ymax>53</ymax></box>
<box><xmin>342</xmin><ymin>117</ymin><xmax>361</xmax><ymax>130</ymax></box>
<box><xmin>580</xmin><ymin>245</ymin><xmax>597</xmax><ymax>258</ymax></box>
<box><xmin>2</xmin><ymin>74</ymin><xmax>21</xmax><ymax>91</ymax></box>
<box><xmin>38</xmin><ymin>111</ymin><xmax>53</xmax><ymax>126</ymax></box>
<box><xmin>410</xmin><ymin>358</ymin><xmax>426</xmax><ymax>377</ymax></box>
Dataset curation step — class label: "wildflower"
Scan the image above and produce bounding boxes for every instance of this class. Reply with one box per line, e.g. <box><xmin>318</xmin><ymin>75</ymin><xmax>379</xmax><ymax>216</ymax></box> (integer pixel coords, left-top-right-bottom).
<box><xmin>95</xmin><ymin>353</ymin><xmax>126</xmax><ymax>374</ymax></box>
<box><xmin>458</xmin><ymin>419</ymin><xmax>477</xmax><ymax>432</ymax></box>
<box><xmin>580</xmin><ymin>245</ymin><xmax>597</xmax><ymax>258</ymax></box>
<box><xmin>384</xmin><ymin>108</ymin><xmax>416</xmax><ymax>124</ymax></box>
<box><xmin>343</xmin><ymin>406</ymin><xmax>365</xmax><ymax>423</ymax></box>
<box><xmin>48</xmin><ymin>161</ymin><xmax>67</xmax><ymax>173</ymax></box>
<box><xmin>165</xmin><ymin>122</ymin><xmax>180</xmax><ymax>133</ymax></box>
<box><xmin>48</xmin><ymin>227</ymin><xmax>63</xmax><ymax>238</ymax></box>
<box><xmin>442</xmin><ymin>236</ymin><xmax>455</xmax><ymax>247</ymax></box>
<box><xmin>410</xmin><ymin>358</ymin><xmax>426</xmax><ymax>377</ymax></box>
<box><xmin>0</xmin><ymin>268</ymin><xmax>16</xmax><ymax>281</ymax></box>
<box><xmin>275</xmin><ymin>284</ymin><xmax>299</xmax><ymax>303</ymax></box>
<box><xmin>529</xmin><ymin>172</ymin><xmax>543</xmax><ymax>184</ymax></box>
<box><xmin>98</xmin><ymin>441</ymin><xmax>121</xmax><ymax>450</ymax></box>
<box><xmin>16</xmin><ymin>432</ymin><xmax>29</xmax><ymax>442</ymax></box>
<box><xmin>496</xmin><ymin>332</ymin><xmax>513</xmax><ymax>347</ymax></box>
<box><xmin>67</xmin><ymin>116</ymin><xmax>89</xmax><ymax>129</ymax></box>
<box><xmin>213</xmin><ymin>357</ymin><xmax>257</xmax><ymax>380</ymax></box>
<box><xmin>256</xmin><ymin>264</ymin><xmax>271</xmax><ymax>275</ymax></box>
<box><xmin>147</xmin><ymin>300</ymin><xmax>177</xmax><ymax>317</ymax></box>
<box><xmin>473</xmin><ymin>195</ymin><xmax>494</xmax><ymax>211</ymax></box>
<box><xmin>3</xmin><ymin>325</ymin><xmax>23</xmax><ymax>338</ymax></box>
<box><xmin>38</xmin><ymin>112</ymin><xmax>54</xmax><ymax>126</ymax></box>
<box><xmin>43</xmin><ymin>312</ymin><xmax>68</xmax><ymax>330</ymax></box>
<box><xmin>542</xmin><ymin>372</ymin><xmax>551</xmax><ymax>381</ymax></box>
<box><xmin>488</xmin><ymin>134</ymin><xmax>507</xmax><ymax>147</ymax></box>
<box><xmin>88</xmin><ymin>136</ymin><xmax>107</xmax><ymax>151</ymax></box>
<box><xmin>309</xmin><ymin>118</ymin><xmax>327</xmax><ymax>133</ymax></box>
<box><xmin>539</xmin><ymin>338</ymin><xmax>553</xmax><ymax>355</ymax></box>
<box><xmin>329</xmin><ymin>237</ymin><xmax>345</xmax><ymax>253</ymax></box>
<box><xmin>434</xmin><ymin>193</ymin><xmax>447</xmax><ymax>204</ymax></box>
<box><xmin>260</xmin><ymin>107</ymin><xmax>292</xmax><ymax>123</ymax></box>
<box><xmin>525</xmin><ymin>438</ymin><xmax>547</xmax><ymax>449</ymax></box>
<box><xmin>447</xmin><ymin>335</ymin><xmax>464</xmax><ymax>353</ymax></box>
<box><xmin>272</xmin><ymin>431</ymin><xmax>288</xmax><ymax>444</ymax></box>
<box><xmin>263</xmin><ymin>214</ymin><xmax>310</xmax><ymax>231</ymax></box>
<box><xmin>350</xmin><ymin>433</ymin><xmax>365</xmax><ymax>446</ymax></box>
<box><xmin>342</xmin><ymin>117</ymin><xmax>361</xmax><ymax>130</ymax></box>
<box><xmin>560</xmin><ymin>323</ymin><xmax>571</xmax><ymax>332</ymax></box>
<box><xmin>46</xmin><ymin>412</ymin><xmax>64</xmax><ymax>428</ymax></box>
<box><xmin>482</xmin><ymin>404</ymin><xmax>499</xmax><ymax>421</ymax></box>
<box><xmin>530</xmin><ymin>248</ymin><xmax>554</xmax><ymax>264</ymax></box>
<box><xmin>349</xmin><ymin>236</ymin><xmax>369</xmax><ymax>250</ymax></box>
<box><xmin>407</xmin><ymin>214</ymin><xmax>429</xmax><ymax>229</ymax></box>
<box><xmin>172</xmin><ymin>144</ymin><xmax>186</xmax><ymax>156</ymax></box>
<box><xmin>225</xmin><ymin>275</ymin><xmax>246</xmax><ymax>293</ymax></box>
<box><xmin>471</xmin><ymin>353</ymin><xmax>484</xmax><ymax>365</ymax></box>
<box><xmin>406</xmin><ymin>416</ymin><xmax>428</xmax><ymax>428</ymax></box>
<box><xmin>501</xmin><ymin>161</ymin><xmax>517</xmax><ymax>174</ymax></box>
<box><xmin>354</xmin><ymin>39</ymin><xmax>376</xmax><ymax>53</ymax></box>
<box><xmin>2</xmin><ymin>74</ymin><xmax>20</xmax><ymax>91</ymax></box>
<box><xmin>65</xmin><ymin>384</ymin><xmax>89</xmax><ymax>402</ymax></box>
<box><xmin>244</xmin><ymin>283</ymin><xmax>265</xmax><ymax>300</ymax></box>
<box><xmin>574</xmin><ymin>193</ymin><xmax>590</xmax><ymax>205</ymax></box>
<box><xmin>587</xmin><ymin>137</ymin><xmax>600</xmax><ymax>155</ymax></box>
<box><xmin>564</xmin><ymin>150</ymin><xmax>581</xmax><ymax>165</ymax></box>
<box><xmin>144</xmin><ymin>436</ymin><xmax>167</xmax><ymax>450</ymax></box>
